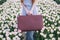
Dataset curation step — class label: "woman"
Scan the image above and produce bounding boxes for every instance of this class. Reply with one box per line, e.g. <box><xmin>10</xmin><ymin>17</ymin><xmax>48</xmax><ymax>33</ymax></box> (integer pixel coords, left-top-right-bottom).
<box><xmin>20</xmin><ymin>0</ymin><xmax>38</xmax><ymax>40</ymax></box>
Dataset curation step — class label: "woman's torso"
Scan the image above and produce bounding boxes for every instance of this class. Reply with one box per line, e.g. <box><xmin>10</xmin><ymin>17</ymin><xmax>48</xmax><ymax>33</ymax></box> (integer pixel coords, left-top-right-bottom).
<box><xmin>21</xmin><ymin>0</ymin><xmax>38</xmax><ymax>15</ymax></box>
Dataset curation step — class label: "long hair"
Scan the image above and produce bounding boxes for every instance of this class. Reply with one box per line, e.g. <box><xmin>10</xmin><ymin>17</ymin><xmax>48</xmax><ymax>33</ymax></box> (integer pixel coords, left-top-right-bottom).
<box><xmin>32</xmin><ymin>0</ymin><xmax>35</xmax><ymax>5</ymax></box>
<box><xmin>21</xmin><ymin>0</ymin><xmax>35</xmax><ymax>5</ymax></box>
<box><xmin>21</xmin><ymin>0</ymin><xmax>23</xmax><ymax>3</ymax></box>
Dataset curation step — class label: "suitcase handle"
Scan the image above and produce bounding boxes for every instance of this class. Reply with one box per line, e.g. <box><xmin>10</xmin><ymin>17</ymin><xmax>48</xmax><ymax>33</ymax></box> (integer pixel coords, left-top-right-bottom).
<box><xmin>26</xmin><ymin>14</ymin><xmax>32</xmax><ymax>16</ymax></box>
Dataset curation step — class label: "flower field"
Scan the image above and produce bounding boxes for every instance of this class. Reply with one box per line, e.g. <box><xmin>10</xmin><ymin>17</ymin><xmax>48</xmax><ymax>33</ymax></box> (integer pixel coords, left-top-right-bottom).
<box><xmin>0</xmin><ymin>0</ymin><xmax>60</xmax><ymax>40</ymax></box>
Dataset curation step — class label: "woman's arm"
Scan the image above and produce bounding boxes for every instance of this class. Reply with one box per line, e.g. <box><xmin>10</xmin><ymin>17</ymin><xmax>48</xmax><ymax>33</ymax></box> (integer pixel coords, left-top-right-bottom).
<box><xmin>21</xmin><ymin>0</ymin><xmax>29</xmax><ymax>14</ymax></box>
<box><xmin>30</xmin><ymin>0</ymin><xmax>38</xmax><ymax>12</ymax></box>
<box><xmin>22</xmin><ymin>3</ymin><xmax>29</xmax><ymax>14</ymax></box>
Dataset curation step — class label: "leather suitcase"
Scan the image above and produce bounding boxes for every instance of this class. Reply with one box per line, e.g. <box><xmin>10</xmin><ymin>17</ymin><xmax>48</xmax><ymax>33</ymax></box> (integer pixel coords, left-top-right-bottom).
<box><xmin>17</xmin><ymin>15</ymin><xmax>43</xmax><ymax>31</ymax></box>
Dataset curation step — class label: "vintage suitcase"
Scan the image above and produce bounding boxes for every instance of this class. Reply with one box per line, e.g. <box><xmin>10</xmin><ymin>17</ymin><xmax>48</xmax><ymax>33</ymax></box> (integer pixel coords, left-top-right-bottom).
<box><xmin>17</xmin><ymin>15</ymin><xmax>43</xmax><ymax>31</ymax></box>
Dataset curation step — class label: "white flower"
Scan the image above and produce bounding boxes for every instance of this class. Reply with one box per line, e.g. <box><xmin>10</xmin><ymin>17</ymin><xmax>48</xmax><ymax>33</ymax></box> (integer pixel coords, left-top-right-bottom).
<box><xmin>12</xmin><ymin>32</ymin><xmax>18</xmax><ymax>35</ymax></box>
<box><xmin>45</xmin><ymin>39</ymin><xmax>48</xmax><ymax>40</ymax></box>
<box><xmin>52</xmin><ymin>38</ymin><xmax>55</xmax><ymax>40</ymax></box>
<box><xmin>18</xmin><ymin>33</ymin><xmax>22</xmax><ymax>36</ymax></box>
<box><xmin>9</xmin><ymin>32</ymin><xmax>12</xmax><ymax>35</ymax></box>
<box><xmin>36</xmin><ymin>31</ymin><xmax>39</xmax><ymax>33</ymax></box>
<box><xmin>6</xmin><ymin>37</ymin><xmax>11</xmax><ymax>40</ymax></box>
<box><xmin>15</xmin><ymin>36</ymin><xmax>20</xmax><ymax>40</ymax></box>
<box><xmin>49</xmin><ymin>34</ymin><xmax>54</xmax><ymax>38</ymax></box>
<box><xmin>40</xmin><ymin>33</ymin><xmax>44</xmax><ymax>36</ymax></box>
<box><xmin>58</xmin><ymin>37</ymin><xmax>60</xmax><ymax>40</ymax></box>
<box><xmin>48</xmin><ymin>24</ymin><xmax>50</xmax><ymax>26</ymax></box>
<box><xmin>8</xmin><ymin>21</ymin><xmax>13</xmax><ymax>26</ymax></box>
<box><xmin>40</xmin><ymin>33</ymin><xmax>46</xmax><ymax>38</ymax></box>
<box><xmin>57</xmin><ymin>16</ymin><xmax>59</xmax><ymax>20</ymax></box>
<box><xmin>46</xmin><ymin>17</ymin><xmax>48</xmax><ymax>19</ymax></box>
<box><xmin>57</xmin><ymin>27</ymin><xmax>60</xmax><ymax>31</ymax></box>
<box><xmin>2</xmin><ymin>38</ymin><xmax>6</xmax><ymax>40</ymax></box>
<box><xmin>0</xmin><ymin>30</ymin><xmax>2</xmax><ymax>33</ymax></box>
<box><xmin>13</xmin><ymin>37</ymin><xmax>16</xmax><ymax>40</ymax></box>
<box><xmin>57</xmin><ymin>31</ymin><xmax>60</xmax><ymax>34</ymax></box>
<box><xmin>15</xmin><ymin>36</ymin><xmax>18</xmax><ymax>38</ymax></box>
<box><xmin>41</xmin><ymin>27</ymin><xmax>46</xmax><ymax>32</ymax></box>
<box><xmin>54</xmin><ymin>23</ymin><xmax>57</xmax><ymax>25</ymax></box>
<box><xmin>48</xmin><ymin>27</ymin><xmax>51</xmax><ymax>29</ymax></box>
<box><xmin>14</xmin><ymin>29</ymin><xmax>17</xmax><ymax>32</ymax></box>
<box><xmin>2</xmin><ymin>27</ymin><xmax>4</xmax><ymax>30</ymax></box>
<box><xmin>0</xmin><ymin>35</ymin><xmax>3</xmax><ymax>38</ymax></box>
<box><xmin>43</xmin><ymin>34</ymin><xmax>47</xmax><ymax>38</ymax></box>
<box><xmin>6</xmin><ymin>29</ymin><xmax>10</xmax><ymax>32</ymax></box>
<box><xmin>58</xmin><ymin>21</ymin><xmax>60</xmax><ymax>24</ymax></box>
<box><xmin>13</xmin><ymin>24</ymin><xmax>18</xmax><ymax>28</ymax></box>
<box><xmin>6</xmin><ymin>31</ymin><xmax>9</xmax><ymax>37</ymax></box>
<box><xmin>51</xmin><ymin>25</ymin><xmax>55</xmax><ymax>29</ymax></box>
<box><xmin>4</xmin><ymin>24</ymin><xmax>9</xmax><ymax>29</ymax></box>
<box><xmin>43</xmin><ymin>19</ymin><xmax>45</xmax><ymax>21</ymax></box>
<box><xmin>16</xmin><ymin>37</ymin><xmax>20</xmax><ymax>40</ymax></box>
<box><xmin>52</xmin><ymin>20</ymin><xmax>55</xmax><ymax>22</ymax></box>
<box><xmin>0</xmin><ymin>18</ymin><xmax>1</xmax><ymax>21</ymax></box>
<box><xmin>50</xmin><ymin>29</ymin><xmax>54</xmax><ymax>33</ymax></box>
<box><xmin>3</xmin><ymin>30</ymin><xmax>6</xmax><ymax>33</ymax></box>
<box><xmin>54</xmin><ymin>28</ymin><xmax>56</xmax><ymax>31</ymax></box>
<box><xmin>1</xmin><ymin>16</ymin><xmax>5</xmax><ymax>20</ymax></box>
<box><xmin>43</xmin><ymin>23</ymin><xmax>45</xmax><ymax>25</ymax></box>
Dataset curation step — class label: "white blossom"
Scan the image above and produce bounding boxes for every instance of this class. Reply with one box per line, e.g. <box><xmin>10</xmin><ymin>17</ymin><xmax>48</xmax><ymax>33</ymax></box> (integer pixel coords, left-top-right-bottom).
<box><xmin>18</xmin><ymin>33</ymin><xmax>22</xmax><ymax>36</ymax></box>
<box><xmin>45</xmin><ymin>39</ymin><xmax>48</xmax><ymax>40</ymax></box>
<box><xmin>41</xmin><ymin>27</ymin><xmax>46</xmax><ymax>32</ymax></box>
<box><xmin>2</xmin><ymin>38</ymin><xmax>6</xmax><ymax>40</ymax></box>
<box><xmin>0</xmin><ymin>0</ymin><xmax>60</xmax><ymax>40</ymax></box>
<box><xmin>58</xmin><ymin>37</ymin><xmax>60</xmax><ymax>40</ymax></box>
<box><xmin>0</xmin><ymin>35</ymin><xmax>3</xmax><ymax>38</ymax></box>
<box><xmin>57</xmin><ymin>27</ymin><xmax>60</xmax><ymax>31</ymax></box>
<box><xmin>50</xmin><ymin>29</ymin><xmax>54</xmax><ymax>33</ymax></box>
<box><xmin>6</xmin><ymin>37</ymin><xmax>11</xmax><ymax>40</ymax></box>
<box><xmin>40</xmin><ymin>33</ymin><xmax>46</xmax><ymax>38</ymax></box>
<box><xmin>52</xmin><ymin>38</ymin><xmax>55</xmax><ymax>40</ymax></box>
<box><xmin>49</xmin><ymin>34</ymin><xmax>54</xmax><ymax>38</ymax></box>
<box><xmin>6</xmin><ymin>31</ymin><xmax>9</xmax><ymax>37</ymax></box>
<box><xmin>13</xmin><ymin>37</ymin><xmax>16</xmax><ymax>40</ymax></box>
<box><xmin>57</xmin><ymin>31</ymin><xmax>60</xmax><ymax>34</ymax></box>
<box><xmin>58</xmin><ymin>21</ymin><xmax>60</xmax><ymax>24</ymax></box>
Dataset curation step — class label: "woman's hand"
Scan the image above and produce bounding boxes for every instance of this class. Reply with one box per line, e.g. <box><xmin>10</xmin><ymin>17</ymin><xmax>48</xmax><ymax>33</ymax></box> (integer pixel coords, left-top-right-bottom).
<box><xmin>26</xmin><ymin>11</ymin><xmax>33</xmax><ymax>15</ymax></box>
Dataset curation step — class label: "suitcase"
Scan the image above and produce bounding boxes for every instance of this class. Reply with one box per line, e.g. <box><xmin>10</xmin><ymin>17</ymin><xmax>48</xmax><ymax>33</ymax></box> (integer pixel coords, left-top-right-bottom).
<box><xmin>17</xmin><ymin>15</ymin><xmax>43</xmax><ymax>31</ymax></box>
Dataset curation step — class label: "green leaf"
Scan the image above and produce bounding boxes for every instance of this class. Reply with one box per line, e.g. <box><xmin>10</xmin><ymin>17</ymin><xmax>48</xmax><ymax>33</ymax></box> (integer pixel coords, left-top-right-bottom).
<box><xmin>0</xmin><ymin>0</ymin><xmax>7</xmax><ymax>5</ymax></box>
<box><xmin>54</xmin><ymin>0</ymin><xmax>60</xmax><ymax>4</ymax></box>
